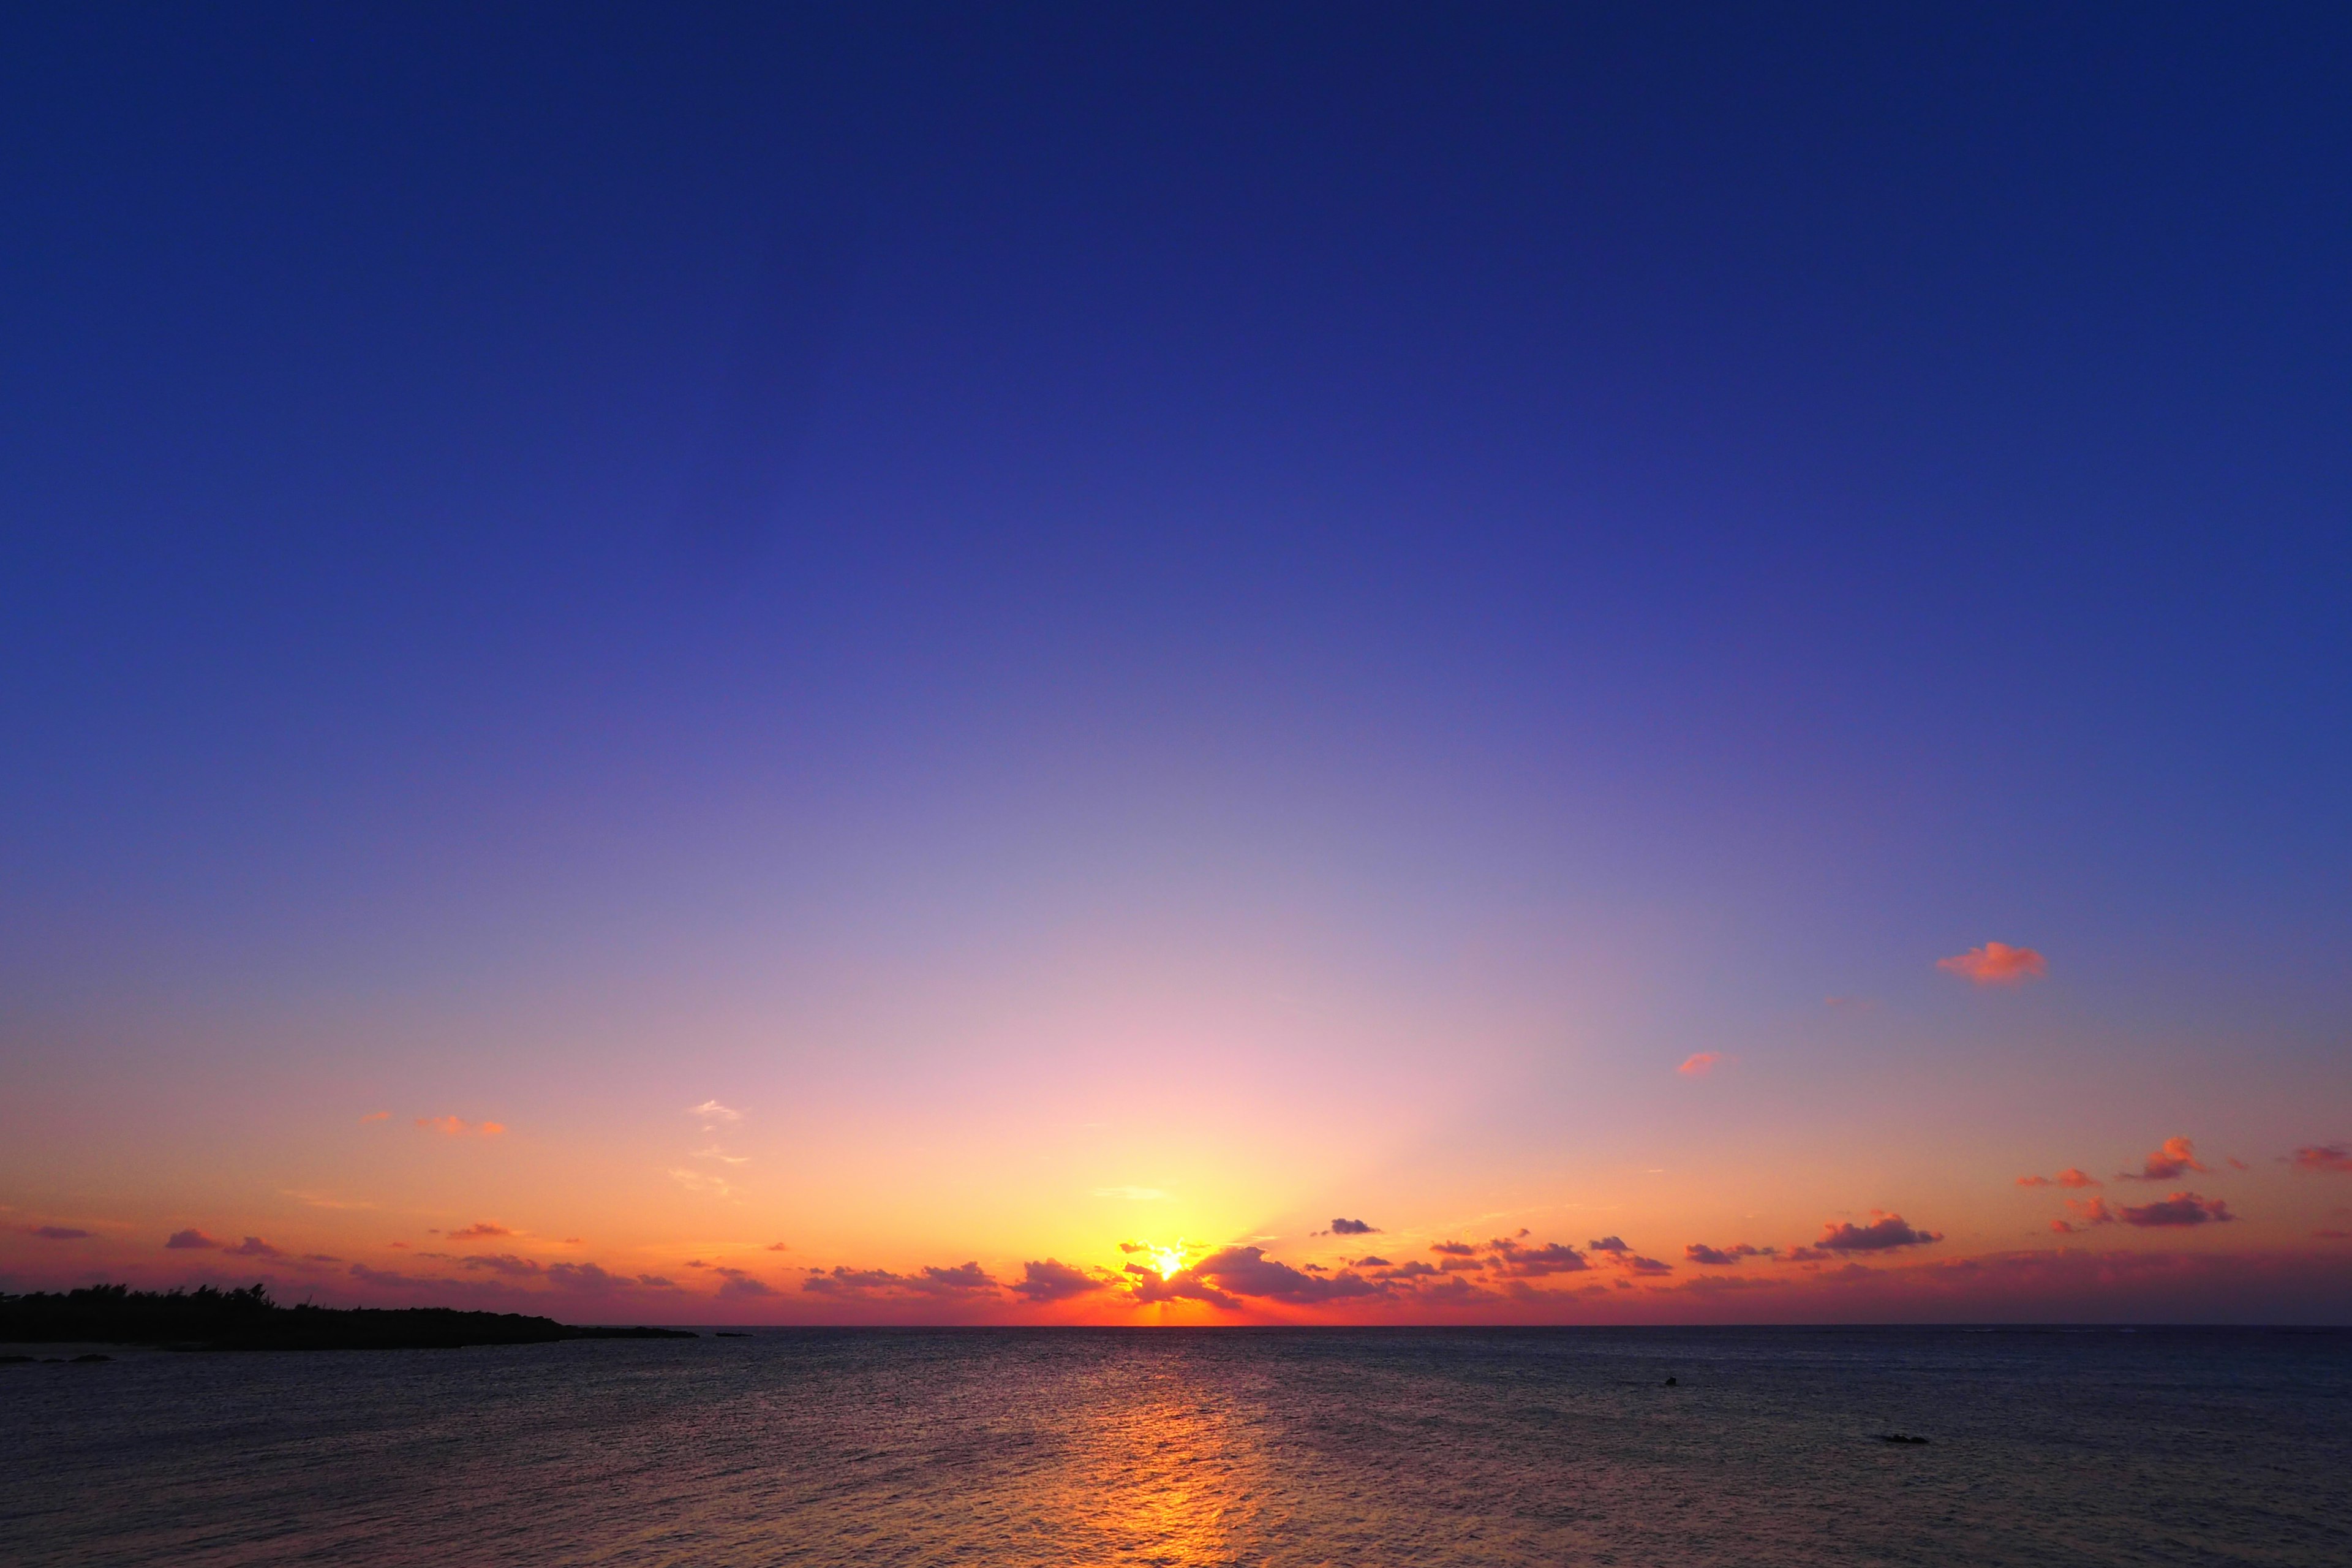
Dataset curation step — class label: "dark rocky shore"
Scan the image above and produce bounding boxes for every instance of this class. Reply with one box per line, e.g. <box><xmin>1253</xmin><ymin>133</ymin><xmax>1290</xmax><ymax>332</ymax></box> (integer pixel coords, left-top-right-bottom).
<box><xmin>0</xmin><ymin>1283</ymin><xmax>696</xmax><ymax>1352</ymax></box>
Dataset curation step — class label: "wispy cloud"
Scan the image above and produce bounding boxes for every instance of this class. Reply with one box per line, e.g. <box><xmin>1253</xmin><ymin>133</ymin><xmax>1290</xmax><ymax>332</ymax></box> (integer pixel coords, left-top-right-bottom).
<box><xmin>1937</xmin><ymin>941</ymin><xmax>2047</xmax><ymax>986</ymax></box>
<box><xmin>417</xmin><ymin>1115</ymin><xmax>506</xmax><ymax>1137</ymax></box>
<box><xmin>2018</xmin><ymin>1167</ymin><xmax>2101</xmax><ymax>1189</ymax></box>
<box><xmin>447</xmin><ymin>1221</ymin><xmax>513</xmax><ymax>1241</ymax></box>
<box><xmin>1675</xmin><ymin>1052</ymin><xmax>1724</xmax><ymax>1078</ymax></box>
<box><xmin>2286</xmin><ymin>1144</ymin><xmax>2351</xmax><ymax>1175</ymax></box>
<box><xmin>670</xmin><ymin>1168</ymin><xmax>738</xmax><ymax>1199</ymax></box>
<box><xmin>2119</xmin><ymin>1137</ymin><xmax>2206</xmax><ymax>1182</ymax></box>
<box><xmin>281</xmin><ymin>1189</ymin><xmax>375</xmax><ymax>1210</ymax></box>
<box><xmin>29</xmin><ymin>1225</ymin><xmax>92</xmax><ymax>1242</ymax></box>
<box><xmin>689</xmin><ymin>1100</ymin><xmax>742</xmax><ymax>1130</ymax></box>
<box><xmin>360</xmin><ymin>1111</ymin><xmax>390</xmax><ymax>1123</ymax></box>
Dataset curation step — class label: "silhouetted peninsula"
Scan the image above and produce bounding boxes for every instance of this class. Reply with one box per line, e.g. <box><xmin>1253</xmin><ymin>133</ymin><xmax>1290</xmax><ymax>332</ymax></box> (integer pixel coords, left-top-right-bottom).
<box><xmin>0</xmin><ymin>1284</ymin><xmax>696</xmax><ymax>1352</ymax></box>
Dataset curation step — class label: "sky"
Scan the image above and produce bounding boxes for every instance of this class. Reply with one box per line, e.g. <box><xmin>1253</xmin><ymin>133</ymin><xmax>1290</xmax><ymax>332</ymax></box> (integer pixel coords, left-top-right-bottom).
<box><xmin>3</xmin><ymin>4</ymin><xmax>2350</xmax><ymax>1325</ymax></box>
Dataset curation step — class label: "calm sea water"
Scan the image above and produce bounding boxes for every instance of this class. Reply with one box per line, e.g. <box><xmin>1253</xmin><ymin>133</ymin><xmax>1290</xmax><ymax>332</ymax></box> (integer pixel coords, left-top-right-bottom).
<box><xmin>4</xmin><ymin>1327</ymin><xmax>2347</xmax><ymax>1566</ymax></box>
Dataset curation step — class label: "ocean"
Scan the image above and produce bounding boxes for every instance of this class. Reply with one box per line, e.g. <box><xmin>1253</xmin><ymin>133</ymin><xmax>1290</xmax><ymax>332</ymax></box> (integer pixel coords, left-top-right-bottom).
<box><xmin>4</xmin><ymin>1327</ymin><xmax>2346</xmax><ymax>1565</ymax></box>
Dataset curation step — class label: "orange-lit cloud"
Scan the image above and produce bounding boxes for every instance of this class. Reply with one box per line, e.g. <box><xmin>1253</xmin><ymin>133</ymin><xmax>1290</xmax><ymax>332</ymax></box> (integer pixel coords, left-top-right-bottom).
<box><xmin>1936</xmin><ymin>941</ymin><xmax>2047</xmax><ymax>986</ymax></box>
<box><xmin>1676</xmin><ymin>1052</ymin><xmax>1723</xmax><ymax>1077</ymax></box>
<box><xmin>2119</xmin><ymin>1137</ymin><xmax>2206</xmax><ymax>1182</ymax></box>
<box><xmin>2288</xmin><ymin>1144</ymin><xmax>2352</xmax><ymax>1175</ymax></box>
<box><xmin>360</xmin><ymin>1111</ymin><xmax>390</xmax><ymax>1123</ymax></box>
<box><xmin>417</xmin><ymin>1115</ymin><xmax>505</xmax><ymax>1137</ymax></box>
<box><xmin>2018</xmin><ymin>1167</ymin><xmax>2101</xmax><ymax>1189</ymax></box>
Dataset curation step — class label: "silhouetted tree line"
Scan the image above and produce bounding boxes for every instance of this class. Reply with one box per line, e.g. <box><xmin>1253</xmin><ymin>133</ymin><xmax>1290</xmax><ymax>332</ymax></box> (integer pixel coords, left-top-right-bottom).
<box><xmin>0</xmin><ymin>1283</ymin><xmax>694</xmax><ymax>1350</ymax></box>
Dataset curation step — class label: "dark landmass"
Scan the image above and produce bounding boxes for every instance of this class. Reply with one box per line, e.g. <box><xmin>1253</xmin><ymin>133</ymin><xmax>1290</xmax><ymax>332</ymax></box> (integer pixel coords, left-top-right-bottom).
<box><xmin>0</xmin><ymin>1284</ymin><xmax>696</xmax><ymax>1352</ymax></box>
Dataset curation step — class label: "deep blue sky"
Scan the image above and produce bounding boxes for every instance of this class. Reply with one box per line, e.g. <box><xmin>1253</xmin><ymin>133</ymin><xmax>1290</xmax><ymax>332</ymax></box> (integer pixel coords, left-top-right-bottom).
<box><xmin>3</xmin><ymin>7</ymin><xmax>2349</xmax><ymax>1302</ymax></box>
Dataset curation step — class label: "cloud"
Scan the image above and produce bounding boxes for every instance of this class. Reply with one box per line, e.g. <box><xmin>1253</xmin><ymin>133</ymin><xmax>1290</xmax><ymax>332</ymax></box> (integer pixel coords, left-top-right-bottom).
<box><xmin>417</xmin><ymin>1116</ymin><xmax>505</xmax><ymax>1137</ymax></box>
<box><xmin>1327</xmin><ymin>1218</ymin><xmax>1379</xmax><ymax>1235</ymax></box>
<box><xmin>636</xmin><ymin>1274</ymin><xmax>680</xmax><ymax>1289</ymax></box>
<box><xmin>1686</xmin><ymin>1243</ymin><xmax>1774</xmax><ymax>1266</ymax></box>
<box><xmin>165</xmin><ymin>1229</ymin><xmax>222</xmax><ymax>1250</ymax></box>
<box><xmin>2119</xmin><ymin>1191</ymin><xmax>2233</xmax><ymax>1228</ymax></box>
<box><xmin>2018</xmin><ymin>1167</ymin><xmax>2101</xmax><ymax>1189</ymax></box>
<box><xmin>714</xmin><ymin>1267</ymin><xmax>774</xmax><ymax>1297</ymax></box>
<box><xmin>1937</xmin><ymin>941</ymin><xmax>2047</xmax><ymax>986</ymax></box>
<box><xmin>1009</xmin><ymin>1259</ymin><xmax>1110</xmax><ymax>1304</ymax></box>
<box><xmin>457</xmin><ymin>1253</ymin><xmax>540</xmax><ymax>1276</ymax></box>
<box><xmin>2119</xmin><ymin>1137</ymin><xmax>2206</xmax><ymax>1182</ymax></box>
<box><xmin>690</xmin><ymin>1100</ymin><xmax>742</xmax><ymax>1124</ymax></box>
<box><xmin>1372</xmin><ymin>1259</ymin><xmax>1438</xmax><ymax>1280</ymax></box>
<box><xmin>1587</xmin><ymin>1236</ymin><xmax>1630</xmax><ymax>1253</ymax></box>
<box><xmin>1430</xmin><ymin>1240</ymin><xmax>1479</xmax><ymax>1257</ymax></box>
<box><xmin>2049</xmin><ymin>1197</ymin><xmax>2120</xmax><ymax>1232</ymax></box>
<box><xmin>447</xmin><ymin>1222</ymin><xmax>513</xmax><ymax>1241</ymax></box>
<box><xmin>227</xmin><ymin>1236</ymin><xmax>285</xmax><ymax>1259</ymax></box>
<box><xmin>670</xmin><ymin>1168</ymin><xmax>737</xmax><ymax>1199</ymax></box>
<box><xmin>765</xmin><ymin>1241</ymin><xmax>791</xmax><ymax>1251</ymax></box>
<box><xmin>548</xmin><ymin>1262</ymin><xmax>614</xmax><ymax>1291</ymax></box>
<box><xmin>1093</xmin><ymin>1186</ymin><xmax>1167</xmax><ymax>1201</ymax></box>
<box><xmin>1352</xmin><ymin>1255</ymin><xmax>1392</xmax><ymax>1268</ymax></box>
<box><xmin>1812</xmin><ymin>1213</ymin><xmax>1943</xmax><ymax>1253</ymax></box>
<box><xmin>801</xmin><ymin>1262</ymin><xmax>999</xmax><ymax>1300</ymax></box>
<box><xmin>1486</xmin><ymin>1238</ymin><xmax>1591</xmax><ymax>1277</ymax></box>
<box><xmin>1676</xmin><ymin>1052</ymin><xmax>1723</xmax><ymax>1078</ymax></box>
<box><xmin>2287</xmin><ymin>1144</ymin><xmax>2352</xmax><ymax>1175</ymax></box>
<box><xmin>360</xmin><ymin>1111</ymin><xmax>390</xmax><ymax>1123</ymax></box>
<box><xmin>1182</xmin><ymin>1246</ymin><xmax>1383</xmax><ymax>1306</ymax></box>
<box><xmin>29</xmin><ymin>1225</ymin><xmax>92</xmax><ymax>1241</ymax></box>
<box><xmin>349</xmin><ymin>1264</ymin><xmax>426</xmax><ymax>1288</ymax></box>
<box><xmin>303</xmin><ymin>1253</ymin><xmax>342</xmax><ymax>1263</ymax></box>
<box><xmin>282</xmin><ymin>1190</ymin><xmax>375</xmax><ymax>1210</ymax></box>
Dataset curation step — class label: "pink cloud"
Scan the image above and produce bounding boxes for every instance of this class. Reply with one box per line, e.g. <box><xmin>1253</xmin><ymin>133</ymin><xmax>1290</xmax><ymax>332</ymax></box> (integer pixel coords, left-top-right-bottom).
<box><xmin>1936</xmin><ymin>941</ymin><xmax>2047</xmax><ymax>986</ymax></box>
<box><xmin>1676</xmin><ymin>1052</ymin><xmax>1724</xmax><ymax>1078</ymax></box>
<box><xmin>2119</xmin><ymin>1191</ymin><xmax>2233</xmax><ymax>1228</ymax></box>
<box><xmin>2017</xmin><ymin>1167</ymin><xmax>2101</xmax><ymax>1189</ymax></box>
<box><xmin>360</xmin><ymin>1111</ymin><xmax>390</xmax><ymax>1123</ymax></box>
<box><xmin>2119</xmin><ymin>1137</ymin><xmax>2206</xmax><ymax>1182</ymax></box>
<box><xmin>165</xmin><ymin>1229</ymin><xmax>222</xmax><ymax>1250</ymax></box>
<box><xmin>2287</xmin><ymin>1144</ymin><xmax>2352</xmax><ymax>1175</ymax></box>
